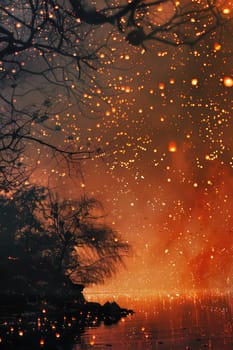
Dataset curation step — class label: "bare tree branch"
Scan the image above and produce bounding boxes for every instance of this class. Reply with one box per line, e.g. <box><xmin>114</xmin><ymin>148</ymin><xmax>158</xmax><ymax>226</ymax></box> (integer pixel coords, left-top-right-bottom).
<box><xmin>0</xmin><ymin>0</ymin><xmax>232</xmax><ymax>189</ymax></box>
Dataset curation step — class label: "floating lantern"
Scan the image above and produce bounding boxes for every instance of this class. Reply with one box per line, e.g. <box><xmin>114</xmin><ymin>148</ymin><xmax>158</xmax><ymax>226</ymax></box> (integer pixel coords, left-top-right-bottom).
<box><xmin>223</xmin><ymin>76</ymin><xmax>233</xmax><ymax>87</ymax></box>
<box><xmin>214</xmin><ymin>42</ymin><xmax>221</xmax><ymax>51</ymax></box>
<box><xmin>191</xmin><ymin>78</ymin><xmax>198</xmax><ymax>86</ymax></box>
<box><xmin>158</xmin><ymin>82</ymin><xmax>165</xmax><ymax>90</ymax></box>
<box><xmin>168</xmin><ymin>141</ymin><xmax>177</xmax><ymax>152</ymax></box>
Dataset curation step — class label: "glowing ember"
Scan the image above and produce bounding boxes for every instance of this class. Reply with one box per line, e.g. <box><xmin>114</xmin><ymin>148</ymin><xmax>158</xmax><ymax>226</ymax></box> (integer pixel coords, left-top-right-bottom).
<box><xmin>222</xmin><ymin>8</ymin><xmax>230</xmax><ymax>14</ymax></box>
<box><xmin>191</xmin><ymin>78</ymin><xmax>198</xmax><ymax>86</ymax></box>
<box><xmin>223</xmin><ymin>76</ymin><xmax>233</xmax><ymax>87</ymax></box>
<box><xmin>214</xmin><ymin>43</ymin><xmax>221</xmax><ymax>51</ymax></box>
<box><xmin>158</xmin><ymin>82</ymin><xmax>165</xmax><ymax>90</ymax></box>
<box><xmin>168</xmin><ymin>141</ymin><xmax>177</xmax><ymax>152</ymax></box>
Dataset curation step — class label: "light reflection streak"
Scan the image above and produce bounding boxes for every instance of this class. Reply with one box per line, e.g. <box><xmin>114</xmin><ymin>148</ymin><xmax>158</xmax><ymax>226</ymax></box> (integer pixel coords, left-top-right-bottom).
<box><xmin>81</xmin><ymin>293</ymin><xmax>233</xmax><ymax>349</ymax></box>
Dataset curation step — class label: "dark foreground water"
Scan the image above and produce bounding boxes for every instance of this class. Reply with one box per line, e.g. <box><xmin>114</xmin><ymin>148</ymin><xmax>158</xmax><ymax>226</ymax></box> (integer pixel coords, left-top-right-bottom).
<box><xmin>1</xmin><ymin>293</ymin><xmax>233</xmax><ymax>349</ymax></box>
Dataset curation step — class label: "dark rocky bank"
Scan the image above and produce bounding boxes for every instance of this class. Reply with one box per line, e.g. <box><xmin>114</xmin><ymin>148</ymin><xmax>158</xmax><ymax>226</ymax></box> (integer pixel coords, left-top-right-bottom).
<box><xmin>0</xmin><ymin>293</ymin><xmax>134</xmax><ymax>349</ymax></box>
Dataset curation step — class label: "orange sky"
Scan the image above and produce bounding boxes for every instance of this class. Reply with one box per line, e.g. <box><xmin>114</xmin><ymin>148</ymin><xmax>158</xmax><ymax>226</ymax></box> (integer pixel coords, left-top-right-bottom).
<box><xmin>23</xmin><ymin>0</ymin><xmax>233</xmax><ymax>298</ymax></box>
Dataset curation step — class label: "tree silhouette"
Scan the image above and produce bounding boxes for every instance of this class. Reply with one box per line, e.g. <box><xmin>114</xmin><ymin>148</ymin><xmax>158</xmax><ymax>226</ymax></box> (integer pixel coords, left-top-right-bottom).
<box><xmin>0</xmin><ymin>0</ymin><xmax>232</xmax><ymax>189</ymax></box>
<box><xmin>43</xmin><ymin>193</ymin><xmax>130</xmax><ymax>285</ymax></box>
<box><xmin>0</xmin><ymin>186</ymin><xmax>45</xmax><ymax>296</ymax></box>
<box><xmin>0</xmin><ymin>185</ymin><xmax>130</xmax><ymax>298</ymax></box>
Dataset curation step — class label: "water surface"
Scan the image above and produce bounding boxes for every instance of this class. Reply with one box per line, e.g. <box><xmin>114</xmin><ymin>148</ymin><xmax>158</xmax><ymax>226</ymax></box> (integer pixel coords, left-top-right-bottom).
<box><xmin>1</xmin><ymin>294</ymin><xmax>233</xmax><ymax>349</ymax></box>
<box><xmin>77</xmin><ymin>294</ymin><xmax>233</xmax><ymax>349</ymax></box>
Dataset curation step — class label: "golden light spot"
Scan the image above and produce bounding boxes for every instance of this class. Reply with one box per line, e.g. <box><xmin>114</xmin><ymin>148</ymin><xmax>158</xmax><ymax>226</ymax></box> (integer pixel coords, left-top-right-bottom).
<box><xmin>124</xmin><ymin>86</ymin><xmax>131</xmax><ymax>93</ymax></box>
<box><xmin>158</xmin><ymin>82</ymin><xmax>165</xmax><ymax>90</ymax></box>
<box><xmin>222</xmin><ymin>8</ymin><xmax>230</xmax><ymax>14</ymax></box>
<box><xmin>214</xmin><ymin>43</ymin><xmax>221</xmax><ymax>51</ymax></box>
<box><xmin>191</xmin><ymin>78</ymin><xmax>198</xmax><ymax>86</ymax></box>
<box><xmin>168</xmin><ymin>141</ymin><xmax>177</xmax><ymax>152</ymax></box>
<box><xmin>223</xmin><ymin>76</ymin><xmax>233</xmax><ymax>87</ymax></box>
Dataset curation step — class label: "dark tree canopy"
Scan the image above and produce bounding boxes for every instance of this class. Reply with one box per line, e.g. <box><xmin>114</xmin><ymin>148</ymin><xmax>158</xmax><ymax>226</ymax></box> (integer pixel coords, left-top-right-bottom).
<box><xmin>0</xmin><ymin>186</ymin><xmax>130</xmax><ymax>298</ymax></box>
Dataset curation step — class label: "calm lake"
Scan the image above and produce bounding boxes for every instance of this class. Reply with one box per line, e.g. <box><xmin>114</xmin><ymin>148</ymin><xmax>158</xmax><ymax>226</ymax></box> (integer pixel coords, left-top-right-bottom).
<box><xmin>1</xmin><ymin>293</ymin><xmax>233</xmax><ymax>349</ymax></box>
<box><xmin>77</xmin><ymin>293</ymin><xmax>233</xmax><ymax>349</ymax></box>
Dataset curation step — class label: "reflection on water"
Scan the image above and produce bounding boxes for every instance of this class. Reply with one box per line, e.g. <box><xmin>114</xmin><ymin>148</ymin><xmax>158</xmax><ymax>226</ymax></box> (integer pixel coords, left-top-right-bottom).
<box><xmin>77</xmin><ymin>293</ymin><xmax>233</xmax><ymax>349</ymax></box>
<box><xmin>1</xmin><ymin>293</ymin><xmax>233</xmax><ymax>349</ymax></box>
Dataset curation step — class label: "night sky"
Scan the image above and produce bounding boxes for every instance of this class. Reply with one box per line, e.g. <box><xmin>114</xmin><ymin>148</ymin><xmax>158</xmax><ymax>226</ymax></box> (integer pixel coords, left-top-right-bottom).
<box><xmin>5</xmin><ymin>0</ymin><xmax>233</xmax><ymax>296</ymax></box>
<box><xmin>82</xmin><ymin>34</ymin><xmax>233</xmax><ymax>295</ymax></box>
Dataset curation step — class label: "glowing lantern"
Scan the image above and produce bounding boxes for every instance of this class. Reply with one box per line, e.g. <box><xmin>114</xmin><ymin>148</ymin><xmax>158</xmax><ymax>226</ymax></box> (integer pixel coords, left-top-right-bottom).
<box><xmin>191</xmin><ymin>78</ymin><xmax>198</xmax><ymax>86</ymax></box>
<box><xmin>222</xmin><ymin>8</ymin><xmax>230</xmax><ymax>14</ymax></box>
<box><xmin>158</xmin><ymin>82</ymin><xmax>165</xmax><ymax>90</ymax></box>
<box><xmin>40</xmin><ymin>339</ymin><xmax>45</xmax><ymax>346</ymax></box>
<box><xmin>214</xmin><ymin>42</ymin><xmax>221</xmax><ymax>51</ymax></box>
<box><xmin>168</xmin><ymin>141</ymin><xmax>177</xmax><ymax>152</ymax></box>
<box><xmin>223</xmin><ymin>76</ymin><xmax>233</xmax><ymax>87</ymax></box>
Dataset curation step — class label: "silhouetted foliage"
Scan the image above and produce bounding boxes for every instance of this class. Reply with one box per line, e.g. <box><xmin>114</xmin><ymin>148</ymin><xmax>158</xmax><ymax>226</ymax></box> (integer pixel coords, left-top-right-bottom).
<box><xmin>0</xmin><ymin>186</ymin><xmax>130</xmax><ymax>298</ymax></box>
